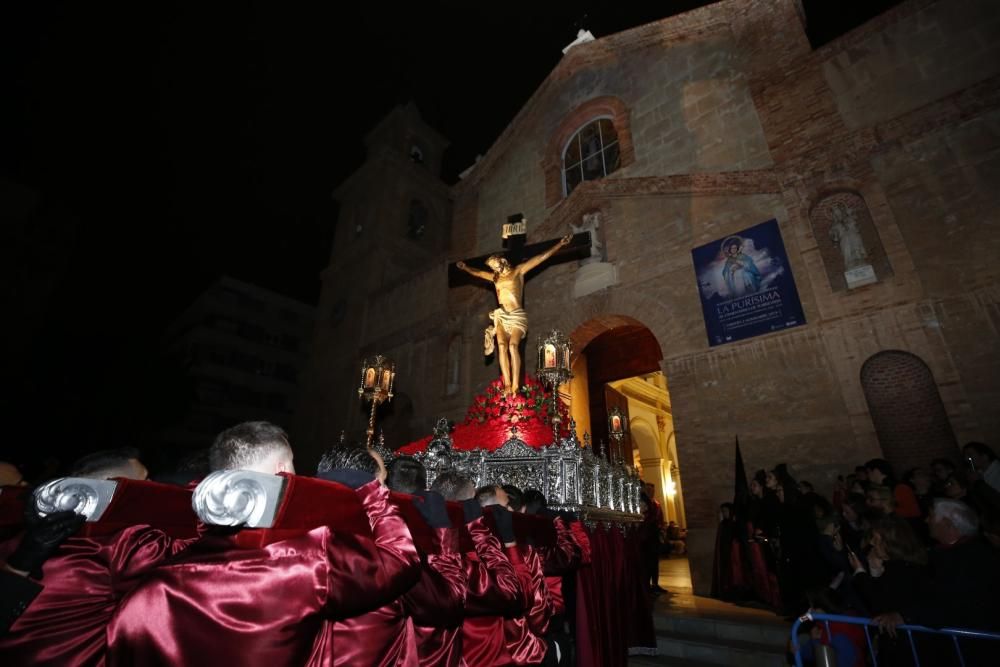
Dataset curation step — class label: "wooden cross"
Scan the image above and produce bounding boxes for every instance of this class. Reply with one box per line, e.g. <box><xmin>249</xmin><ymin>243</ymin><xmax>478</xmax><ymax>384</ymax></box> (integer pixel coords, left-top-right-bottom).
<box><xmin>448</xmin><ymin>213</ymin><xmax>592</xmax><ymax>288</ymax></box>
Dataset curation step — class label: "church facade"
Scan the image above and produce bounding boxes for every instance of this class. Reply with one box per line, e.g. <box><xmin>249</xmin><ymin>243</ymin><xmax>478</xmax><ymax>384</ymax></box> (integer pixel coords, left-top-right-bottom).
<box><xmin>295</xmin><ymin>0</ymin><xmax>1000</xmax><ymax>593</ymax></box>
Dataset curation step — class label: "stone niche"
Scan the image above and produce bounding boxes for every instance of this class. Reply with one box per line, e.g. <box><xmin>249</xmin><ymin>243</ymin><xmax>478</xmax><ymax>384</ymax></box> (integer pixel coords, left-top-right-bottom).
<box><xmin>808</xmin><ymin>191</ymin><xmax>892</xmax><ymax>292</ymax></box>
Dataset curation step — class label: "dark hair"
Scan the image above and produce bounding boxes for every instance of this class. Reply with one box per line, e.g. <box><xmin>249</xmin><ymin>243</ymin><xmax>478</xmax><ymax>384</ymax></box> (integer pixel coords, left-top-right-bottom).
<box><xmin>843</xmin><ymin>492</ymin><xmax>867</xmax><ymax>520</ymax></box>
<box><xmin>771</xmin><ymin>463</ymin><xmax>799</xmax><ymax>503</ymax></box>
<box><xmin>753</xmin><ymin>469</ymin><xmax>767</xmax><ymax>487</ymax></box>
<box><xmin>869</xmin><ymin>515</ymin><xmax>928</xmax><ymax>565</ymax></box>
<box><xmin>475</xmin><ymin>485</ymin><xmax>502</xmax><ymax>507</ymax></box>
<box><xmin>430</xmin><ymin>471</ymin><xmax>475</xmax><ymax>501</ymax></box>
<box><xmin>864</xmin><ymin>458</ymin><xmax>896</xmax><ymax>486</ymax></box>
<box><xmin>964</xmin><ymin>442</ymin><xmax>997</xmax><ymax>462</ymax></box>
<box><xmin>502</xmin><ymin>484</ymin><xmax>524</xmax><ymax>512</ymax></box>
<box><xmin>70</xmin><ymin>447</ymin><xmax>141</xmax><ymax>478</ymax></box>
<box><xmin>209</xmin><ymin>421</ymin><xmax>290</xmax><ymax>472</ymax></box>
<box><xmin>720</xmin><ymin>502</ymin><xmax>734</xmax><ymax>512</ymax></box>
<box><xmin>386</xmin><ymin>456</ymin><xmax>427</xmax><ymax>494</ymax></box>
<box><xmin>316</xmin><ymin>445</ymin><xmax>378</xmax><ymax>475</ymax></box>
<box><xmin>805</xmin><ymin>493</ymin><xmax>833</xmax><ymax>519</ymax></box>
<box><xmin>931</xmin><ymin>458</ymin><xmax>956</xmax><ymax>471</ymax></box>
<box><xmin>522</xmin><ymin>489</ymin><xmax>547</xmax><ymax>514</ymax></box>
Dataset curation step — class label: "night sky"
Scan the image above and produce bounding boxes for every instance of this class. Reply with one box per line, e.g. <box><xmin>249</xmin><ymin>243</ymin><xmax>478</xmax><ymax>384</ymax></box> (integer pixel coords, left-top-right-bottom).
<box><xmin>1</xmin><ymin>1</ymin><xmax>900</xmax><ymax>470</ymax></box>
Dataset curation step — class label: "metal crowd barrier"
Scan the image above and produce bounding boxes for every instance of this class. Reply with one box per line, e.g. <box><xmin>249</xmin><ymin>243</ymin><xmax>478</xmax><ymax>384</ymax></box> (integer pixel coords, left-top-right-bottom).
<box><xmin>790</xmin><ymin>612</ymin><xmax>1000</xmax><ymax>667</ymax></box>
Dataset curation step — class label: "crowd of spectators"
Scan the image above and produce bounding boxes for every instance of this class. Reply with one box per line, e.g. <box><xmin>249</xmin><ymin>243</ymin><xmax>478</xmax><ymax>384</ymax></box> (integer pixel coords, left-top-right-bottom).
<box><xmin>713</xmin><ymin>443</ymin><xmax>1000</xmax><ymax>666</ymax></box>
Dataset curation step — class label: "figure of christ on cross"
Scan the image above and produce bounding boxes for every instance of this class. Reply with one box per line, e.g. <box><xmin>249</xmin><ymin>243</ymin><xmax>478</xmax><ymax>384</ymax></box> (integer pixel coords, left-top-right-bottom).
<box><xmin>456</xmin><ymin>234</ymin><xmax>573</xmax><ymax>397</ymax></box>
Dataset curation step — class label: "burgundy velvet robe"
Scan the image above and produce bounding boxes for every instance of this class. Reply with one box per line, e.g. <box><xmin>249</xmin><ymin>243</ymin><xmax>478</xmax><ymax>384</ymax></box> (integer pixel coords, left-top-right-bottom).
<box><xmin>0</xmin><ymin>525</ymin><xmax>193</xmax><ymax>667</ymax></box>
<box><xmin>106</xmin><ymin>480</ymin><xmax>419</xmax><ymax>667</ymax></box>
<box><xmin>461</xmin><ymin>517</ymin><xmax>525</xmax><ymax>667</ymax></box>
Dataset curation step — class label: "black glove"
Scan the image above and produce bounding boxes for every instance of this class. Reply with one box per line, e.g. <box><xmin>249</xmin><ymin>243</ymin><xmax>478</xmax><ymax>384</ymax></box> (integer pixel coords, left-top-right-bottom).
<box><xmin>413</xmin><ymin>490</ymin><xmax>451</xmax><ymax>529</ymax></box>
<box><xmin>317</xmin><ymin>468</ymin><xmax>374</xmax><ymax>489</ymax></box>
<box><xmin>490</xmin><ymin>505</ymin><xmax>516</xmax><ymax>544</ymax></box>
<box><xmin>462</xmin><ymin>498</ymin><xmax>483</xmax><ymax>523</ymax></box>
<box><xmin>7</xmin><ymin>509</ymin><xmax>85</xmax><ymax>577</ymax></box>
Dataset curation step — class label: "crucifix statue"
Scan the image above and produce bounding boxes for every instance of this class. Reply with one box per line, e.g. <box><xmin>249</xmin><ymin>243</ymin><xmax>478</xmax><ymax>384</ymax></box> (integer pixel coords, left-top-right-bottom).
<box><xmin>451</xmin><ymin>214</ymin><xmax>591</xmax><ymax>397</ymax></box>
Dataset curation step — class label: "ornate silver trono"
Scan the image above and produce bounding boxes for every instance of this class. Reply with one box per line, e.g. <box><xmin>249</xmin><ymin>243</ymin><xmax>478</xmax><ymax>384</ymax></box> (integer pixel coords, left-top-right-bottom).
<box><xmin>413</xmin><ymin>418</ymin><xmax>642</xmax><ymax>525</ymax></box>
<box><xmin>192</xmin><ymin>470</ymin><xmax>286</xmax><ymax>528</ymax></box>
<box><xmin>33</xmin><ymin>477</ymin><xmax>118</xmax><ymax>521</ymax></box>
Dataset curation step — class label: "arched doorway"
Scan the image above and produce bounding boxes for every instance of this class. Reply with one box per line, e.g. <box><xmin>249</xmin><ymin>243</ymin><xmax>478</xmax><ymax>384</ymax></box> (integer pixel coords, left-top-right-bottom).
<box><xmin>568</xmin><ymin>316</ymin><xmax>691</xmax><ymax>590</ymax></box>
<box><xmin>861</xmin><ymin>350</ymin><xmax>958</xmax><ymax>470</ymax></box>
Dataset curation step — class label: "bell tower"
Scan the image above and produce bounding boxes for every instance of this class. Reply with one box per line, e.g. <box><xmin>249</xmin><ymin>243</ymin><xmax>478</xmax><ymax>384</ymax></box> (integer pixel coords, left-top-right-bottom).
<box><xmin>294</xmin><ymin>103</ymin><xmax>452</xmax><ymax>464</ymax></box>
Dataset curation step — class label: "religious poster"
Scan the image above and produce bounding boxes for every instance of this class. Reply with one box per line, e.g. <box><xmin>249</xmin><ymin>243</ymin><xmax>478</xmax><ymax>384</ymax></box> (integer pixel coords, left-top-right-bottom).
<box><xmin>691</xmin><ymin>218</ymin><xmax>806</xmax><ymax>347</ymax></box>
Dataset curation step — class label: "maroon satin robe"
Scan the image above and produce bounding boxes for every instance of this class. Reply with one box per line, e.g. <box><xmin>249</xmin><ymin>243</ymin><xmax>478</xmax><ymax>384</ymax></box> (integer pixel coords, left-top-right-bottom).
<box><xmin>405</xmin><ymin>526</ymin><xmax>468</xmax><ymax>667</ymax></box>
<box><xmin>106</xmin><ymin>479</ymin><xmax>419</xmax><ymax>667</ymax></box>
<box><xmin>461</xmin><ymin>517</ymin><xmax>525</xmax><ymax>667</ymax></box>
<box><xmin>0</xmin><ymin>525</ymin><xmax>192</xmax><ymax>667</ymax></box>
<box><xmin>537</xmin><ymin>517</ymin><xmax>582</xmax><ymax>617</ymax></box>
<box><xmin>503</xmin><ymin>544</ymin><xmax>555</xmax><ymax>665</ymax></box>
<box><xmin>315</xmin><ymin>525</ymin><xmax>467</xmax><ymax>667</ymax></box>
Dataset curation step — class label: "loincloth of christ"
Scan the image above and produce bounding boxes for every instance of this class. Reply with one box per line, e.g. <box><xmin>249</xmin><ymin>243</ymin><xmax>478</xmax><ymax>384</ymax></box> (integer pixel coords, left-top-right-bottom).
<box><xmin>483</xmin><ymin>308</ymin><xmax>528</xmax><ymax>356</ymax></box>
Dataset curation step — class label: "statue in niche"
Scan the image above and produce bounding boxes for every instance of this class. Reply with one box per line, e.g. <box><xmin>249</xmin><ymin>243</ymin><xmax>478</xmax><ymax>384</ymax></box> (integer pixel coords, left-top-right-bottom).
<box><xmin>570</xmin><ymin>211</ymin><xmax>604</xmax><ymax>263</ymax></box>
<box><xmin>829</xmin><ymin>202</ymin><xmax>868</xmax><ymax>270</ymax></box>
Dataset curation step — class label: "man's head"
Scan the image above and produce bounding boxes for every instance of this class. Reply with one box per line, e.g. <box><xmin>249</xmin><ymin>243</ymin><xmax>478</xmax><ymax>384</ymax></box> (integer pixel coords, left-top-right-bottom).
<box><xmin>476</xmin><ymin>484</ymin><xmax>510</xmax><ymax>508</ymax></box>
<box><xmin>963</xmin><ymin>442</ymin><xmax>997</xmax><ymax>473</ymax></box>
<box><xmin>643</xmin><ymin>482</ymin><xmax>655</xmax><ymax>497</ymax></box>
<box><xmin>486</xmin><ymin>255</ymin><xmax>510</xmax><ymax>274</ymax></box>
<box><xmin>209</xmin><ymin>421</ymin><xmax>294</xmax><ymax>474</ymax></box>
<box><xmin>865</xmin><ymin>485</ymin><xmax>894</xmax><ymax>515</ymax></box>
<box><xmin>316</xmin><ymin>444</ymin><xmax>382</xmax><ymax>478</ymax></box>
<box><xmin>386</xmin><ymin>456</ymin><xmax>427</xmax><ymax>494</ymax></box>
<box><xmin>430</xmin><ymin>470</ymin><xmax>476</xmax><ymax>501</ymax></box>
<box><xmin>942</xmin><ymin>475</ymin><xmax>968</xmax><ymax>500</ymax></box>
<box><xmin>928</xmin><ymin>498</ymin><xmax>979</xmax><ymax>545</ymax></box>
<box><xmin>70</xmin><ymin>448</ymin><xmax>148</xmax><ymax>480</ymax></box>
<box><xmin>502</xmin><ymin>484</ymin><xmax>524</xmax><ymax>512</ymax></box>
<box><xmin>798</xmin><ymin>481</ymin><xmax>815</xmax><ymax>495</ymax></box>
<box><xmin>903</xmin><ymin>467</ymin><xmax>932</xmax><ymax>494</ymax></box>
<box><xmin>865</xmin><ymin>458</ymin><xmax>894</xmax><ymax>486</ymax></box>
<box><xmin>522</xmin><ymin>489</ymin><xmax>547</xmax><ymax>515</ymax></box>
<box><xmin>719</xmin><ymin>502</ymin><xmax>733</xmax><ymax>520</ymax></box>
<box><xmin>0</xmin><ymin>461</ymin><xmax>28</xmax><ymax>486</ymax></box>
<box><xmin>930</xmin><ymin>458</ymin><xmax>955</xmax><ymax>481</ymax></box>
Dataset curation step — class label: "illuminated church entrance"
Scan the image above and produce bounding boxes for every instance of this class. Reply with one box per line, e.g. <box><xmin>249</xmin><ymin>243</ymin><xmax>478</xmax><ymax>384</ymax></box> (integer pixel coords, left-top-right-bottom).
<box><xmin>567</xmin><ymin>316</ymin><xmax>691</xmax><ymax>588</ymax></box>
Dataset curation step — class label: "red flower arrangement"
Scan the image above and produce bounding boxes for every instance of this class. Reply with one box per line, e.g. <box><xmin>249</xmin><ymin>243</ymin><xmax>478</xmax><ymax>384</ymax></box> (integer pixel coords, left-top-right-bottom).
<box><xmin>399</xmin><ymin>374</ymin><xmax>571</xmax><ymax>454</ymax></box>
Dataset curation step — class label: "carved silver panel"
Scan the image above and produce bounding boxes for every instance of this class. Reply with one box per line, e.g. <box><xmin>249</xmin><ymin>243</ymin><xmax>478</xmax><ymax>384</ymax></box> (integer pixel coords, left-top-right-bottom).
<box><xmin>414</xmin><ymin>417</ymin><xmax>641</xmax><ymax>524</ymax></box>
<box><xmin>192</xmin><ymin>470</ymin><xmax>286</xmax><ymax>528</ymax></box>
<box><xmin>34</xmin><ymin>477</ymin><xmax>118</xmax><ymax>521</ymax></box>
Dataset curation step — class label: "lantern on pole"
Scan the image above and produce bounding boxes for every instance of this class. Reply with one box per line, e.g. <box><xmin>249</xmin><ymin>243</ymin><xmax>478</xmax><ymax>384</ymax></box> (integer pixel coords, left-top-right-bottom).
<box><xmin>535</xmin><ymin>330</ymin><xmax>572</xmax><ymax>439</ymax></box>
<box><xmin>358</xmin><ymin>354</ymin><xmax>395</xmax><ymax>449</ymax></box>
<box><xmin>607</xmin><ymin>406</ymin><xmax>628</xmax><ymax>463</ymax></box>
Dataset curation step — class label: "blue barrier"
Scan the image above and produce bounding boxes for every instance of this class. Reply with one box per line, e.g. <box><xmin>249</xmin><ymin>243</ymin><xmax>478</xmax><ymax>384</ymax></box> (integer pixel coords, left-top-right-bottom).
<box><xmin>790</xmin><ymin>612</ymin><xmax>1000</xmax><ymax>667</ymax></box>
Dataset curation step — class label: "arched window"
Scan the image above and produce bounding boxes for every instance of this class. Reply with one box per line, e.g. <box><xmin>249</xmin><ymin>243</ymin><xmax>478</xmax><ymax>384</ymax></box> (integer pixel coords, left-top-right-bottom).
<box><xmin>861</xmin><ymin>351</ymin><xmax>958</xmax><ymax>470</ymax></box>
<box><xmin>407</xmin><ymin>199</ymin><xmax>429</xmax><ymax>240</ymax></box>
<box><xmin>563</xmin><ymin>118</ymin><xmax>620</xmax><ymax>195</ymax></box>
